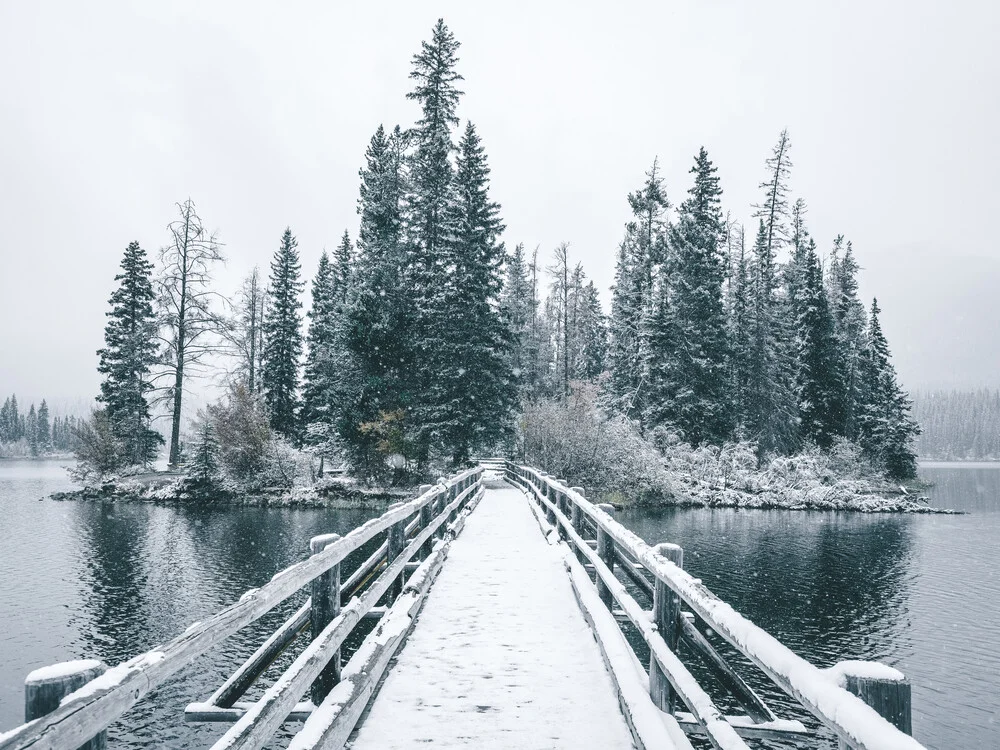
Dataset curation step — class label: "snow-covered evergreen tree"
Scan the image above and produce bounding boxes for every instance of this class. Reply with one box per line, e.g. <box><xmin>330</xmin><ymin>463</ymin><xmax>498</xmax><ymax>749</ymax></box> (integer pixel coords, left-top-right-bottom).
<box><xmin>500</xmin><ymin>243</ymin><xmax>539</xmax><ymax>398</ymax></box>
<box><xmin>418</xmin><ymin>121</ymin><xmax>515</xmax><ymax>463</ymax></box>
<box><xmin>794</xmin><ymin>242</ymin><xmax>844</xmax><ymax>447</ymax></box>
<box><xmin>828</xmin><ymin>240</ymin><xmax>868</xmax><ymax>438</ymax></box>
<box><xmin>606</xmin><ymin>161</ymin><xmax>669</xmax><ymax>419</ymax></box>
<box><xmin>345</xmin><ymin>125</ymin><xmax>410</xmax><ymax>475</ymax></box>
<box><xmin>263</xmin><ymin>228</ymin><xmax>304</xmax><ymax>440</ymax></box>
<box><xmin>857</xmin><ymin>299</ymin><xmax>919</xmax><ymax>478</ymax></box>
<box><xmin>95</xmin><ymin>240</ymin><xmax>161</xmax><ymax>467</ymax></box>
<box><xmin>36</xmin><ymin>399</ymin><xmax>51</xmax><ymax>452</ymax></box>
<box><xmin>664</xmin><ymin>148</ymin><xmax>733</xmax><ymax>444</ymax></box>
<box><xmin>747</xmin><ymin>132</ymin><xmax>799</xmax><ymax>454</ymax></box>
<box><xmin>302</xmin><ymin>251</ymin><xmax>336</xmax><ymax>431</ymax></box>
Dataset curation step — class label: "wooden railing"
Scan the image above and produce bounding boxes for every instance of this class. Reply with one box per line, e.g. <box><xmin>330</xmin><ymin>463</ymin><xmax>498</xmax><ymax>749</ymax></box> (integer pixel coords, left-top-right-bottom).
<box><xmin>0</xmin><ymin>467</ymin><xmax>484</xmax><ymax>750</ymax></box>
<box><xmin>504</xmin><ymin>462</ymin><xmax>924</xmax><ymax>750</ymax></box>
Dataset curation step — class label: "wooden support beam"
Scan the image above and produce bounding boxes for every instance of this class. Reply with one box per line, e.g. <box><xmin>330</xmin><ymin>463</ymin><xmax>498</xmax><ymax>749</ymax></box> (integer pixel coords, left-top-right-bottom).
<box><xmin>650</xmin><ymin>542</ymin><xmax>683</xmax><ymax>714</ymax></box>
<box><xmin>310</xmin><ymin>534</ymin><xmax>342</xmax><ymax>704</ymax></box>
<box><xmin>674</xmin><ymin>712</ymin><xmax>810</xmax><ymax>741</ymax></box>
<box><xmin>614</xmin><ymin>548</ymin><xmax>654</xmax><ymax>596</ymax></box>
<box><xmin>679</xmin><ymin>614</ymin><xmax>776</xmax><ymax>724</ymax></box>
<box><xmin>211</xmin><ymin>602</ymin><xmax>310</xmax><ymax>709</ymax></box>
<box><xmin>595</xmin><ymin>503</ymin><xmax>616</xmax><ymax>609</ymax></box>
<box><xmin>25</xmin><ymin>661</ymin><xmax>108</xmax><ymax>750</ymax></box>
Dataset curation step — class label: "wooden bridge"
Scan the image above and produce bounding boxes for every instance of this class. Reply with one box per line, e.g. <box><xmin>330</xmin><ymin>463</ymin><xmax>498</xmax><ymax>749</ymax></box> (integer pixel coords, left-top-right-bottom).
<box><xmin>1</xmin><ymin>462</ymin><xmax>925</xmax><ymax>750</ymax></box>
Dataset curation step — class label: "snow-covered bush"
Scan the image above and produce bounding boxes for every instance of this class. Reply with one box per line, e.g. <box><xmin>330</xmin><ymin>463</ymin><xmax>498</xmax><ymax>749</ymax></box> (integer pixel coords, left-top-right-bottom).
<box><xmin>518</xmin><ymin>383</ymin><xmax>674</xmax><ymax>502</ymax></box>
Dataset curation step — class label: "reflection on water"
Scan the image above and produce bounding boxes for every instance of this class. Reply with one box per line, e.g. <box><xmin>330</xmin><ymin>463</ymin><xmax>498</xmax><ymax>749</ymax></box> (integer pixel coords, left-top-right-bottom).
<box><xmin>0</xmin><ymin>461</ymin><xmax>997</xmax><ymax>749</ymax></box>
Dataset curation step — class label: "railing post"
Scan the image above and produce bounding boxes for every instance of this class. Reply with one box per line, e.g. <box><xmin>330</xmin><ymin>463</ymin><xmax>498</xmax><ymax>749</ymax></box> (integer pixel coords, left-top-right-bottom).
<box><xmin>595</xmin><ymin>503</ymin><xmax>616</xmax><ymax>608</ymax></box>
<box><xmin>387</xmin><ymin>507</ymin><xmax>406</xmax><ymax>601</ymax></box>
<box><xmin>570</xmin><ymin>487</ymin><xmax>586</xmax><ymax>561</ymax></box>
<box><xmin>310</xmin><ymin>533</ymin><xmax>342</xmax><ymax>703</ymax></box>
<box><xmin>419</xmin><ymin>493</ymin><xmax>433</xmax><ymax>558</ymax></box>
<box><xmin>650</xmin><ymin>542</ymin><xmax>683</xmax><ymax>714</ymax></box>
<box><xmin>25</xmin><ymin>660</ymin><xmax>108</xmax><ymax>750</ymax></box>
<box><xmin>835</xmin><ymin>662</ymin><xmax>912</xmax><ymax>748</ymax></box>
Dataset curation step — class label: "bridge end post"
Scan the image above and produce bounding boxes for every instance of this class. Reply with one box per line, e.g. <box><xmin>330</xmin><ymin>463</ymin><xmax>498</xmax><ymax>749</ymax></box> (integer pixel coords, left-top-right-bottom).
<box><xmin>310</xmin><ymin>533</ymin><xmax>342</xmax><ymax>704</ymax></box>
<box><xmin>25</xmin><ymin>659</ymin><xmax>108</xmax><ymax>750</ymax></box>
<box><xmin>833</xmin><ymin>661</ymin><xmax>912</xmax><ymax>748</ymax></box>
<box><xmin>595</xmin><ymin>503</ymin><xmax>616</xmax><ymax>608</ymax></box>
<box><xmin>650</xmin><ymin>542</ymin><xmax>683</xmax><ymax>714</ymax></box>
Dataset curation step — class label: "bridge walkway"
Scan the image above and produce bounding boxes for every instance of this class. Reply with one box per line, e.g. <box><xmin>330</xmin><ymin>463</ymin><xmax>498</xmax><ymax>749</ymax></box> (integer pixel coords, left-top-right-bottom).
<box><xmin>347</xmin><ymin>480</ymin><xmax>638</xmax><ymax>749</ymax></box>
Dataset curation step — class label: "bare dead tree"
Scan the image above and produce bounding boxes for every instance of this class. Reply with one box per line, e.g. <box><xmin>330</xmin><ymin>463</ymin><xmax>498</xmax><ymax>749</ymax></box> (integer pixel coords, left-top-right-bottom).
<box><xmin>154</xmin><ymin>198</ymin><xmax>226</xmax><ymax>468</ymax></box>
<box><xmin>547</xmin><ymin>242</ymin><xmax>571</xmax><ymax>402</ymax></box>
<box><xmin>221</xmin><ymin>266</ymin><xmax>268</xmax><ymax>395</ymax></box>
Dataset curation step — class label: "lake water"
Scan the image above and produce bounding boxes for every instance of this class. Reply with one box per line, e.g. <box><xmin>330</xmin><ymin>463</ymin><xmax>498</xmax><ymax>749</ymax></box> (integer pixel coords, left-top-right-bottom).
<box><xmin>0</xmin><ymin>460</ymin><xmax>997</xmax><ymax>748</ymax></box>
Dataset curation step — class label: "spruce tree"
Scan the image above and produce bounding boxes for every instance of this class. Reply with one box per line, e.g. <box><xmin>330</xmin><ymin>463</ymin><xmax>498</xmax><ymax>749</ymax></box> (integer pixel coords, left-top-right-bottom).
<box><xmin>829</xmin><ymin>240</ymin><xmax>868</xmax><ymax>438</ymax></box>
<box><xmin>26</xmin><ymin>404</ymin><xmax>39</xmax><ymax>456</ymax></box>
<box><xmin>346</xmin><ymin>125</ymin><xmax>410</xmax><ymax>474</ymax></box>
<box><xmin>37</xmin><ymin>399</ymin><xmax>51</xmax><ymax>452</ymax></box>
<box><xmin>794</xmin><ymin>243</ymin><xmax>844</xmax><ymax>447</ymax></box>
<box><xmin>263</xmin><ymin>228</ymin><xmax>304</xmax><ymax>440</ymax></box>
<box><xmin>747</xmin><ymin>132</ymin><xmax>799</xmax><ymax>454</ymax></box>
<box><xmin>857</xmin><ymin>299</ymin><xmax>919</xmax><ymax>478</ymax></box>
<box><xmin>642</xmin><ymin>266</ymin><xmax>677</xmax><ymax>430</ymax></box>
<box><xmin>500</xmin><ymin>243</ymin><xmax>537</xmax><ymax>398</ymax></box>
<box><xmin>302</xmin><ymin>251</ymin><xmax>336</xmax><ymax>431</ymax></box>
<box><xmin>95</xmin><ymin>240</ymin><xmax>161</xmax><ymax>467</ymax></box>
<box><xmin>607</xmin><ymin>161</ymin><xmax>669</xmax><ymax>420</ymax></box>
<box><xmin>664</xmin><ymin>148</ymin><xmax>733</xmax><ymax>444</ymax></box>
<box><xmin>419</xmin><ymin>121</ymin><xmax>515</xmax><ymax>463</ymax></box>
<box><xmin>728</xmin><ymin>236</ymin><xmax>754</xmax><ymax>430</ymax></box>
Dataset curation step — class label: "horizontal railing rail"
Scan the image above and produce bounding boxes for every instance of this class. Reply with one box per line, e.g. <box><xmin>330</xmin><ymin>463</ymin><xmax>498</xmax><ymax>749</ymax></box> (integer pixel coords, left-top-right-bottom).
<box><xmin>504</xmin><ymin>462</ymin><xmax>923</xmax><ymax>750</ymax></box>
<box><xmin>1</xmin><ymin>467</ymin><xmax>483</xmax><ymax>750</ymax></box>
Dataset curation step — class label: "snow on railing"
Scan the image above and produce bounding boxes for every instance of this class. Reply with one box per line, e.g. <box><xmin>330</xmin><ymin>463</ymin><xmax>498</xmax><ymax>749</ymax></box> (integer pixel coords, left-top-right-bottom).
<box><xmin>504</xmin><ymin>462</ymin><xmax>923</xmax><ymax>750</ymax></box>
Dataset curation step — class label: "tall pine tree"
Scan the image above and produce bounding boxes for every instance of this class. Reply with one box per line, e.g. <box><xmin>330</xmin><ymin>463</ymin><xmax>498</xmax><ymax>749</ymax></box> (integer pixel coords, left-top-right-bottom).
<box><xmin>263</xmin><ymin>228</ymin><xmax>304</xmax><ymax>440</ymax></box>
<box><xmin>95</xmin><ymin>240</ymin><xmax>161</xmax><ymax>467</ymax></box>
<box><xmin>418</xmin><ymin>121</ymin><xmax>514</xmax><ymax>463</ymax></box>
<box><xmin>663</xmin><ymin>148</ymin><xmax>733</xmax><ymax>444</ymax></box>
<box><xmin>857</xmin><ymin>299</ymin><xmax>919</xmax><ymax>478</ymax></box>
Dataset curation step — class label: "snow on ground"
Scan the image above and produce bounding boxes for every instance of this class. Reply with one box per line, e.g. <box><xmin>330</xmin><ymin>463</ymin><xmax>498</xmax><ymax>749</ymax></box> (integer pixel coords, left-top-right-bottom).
<box><xmin>347</xmin><ymin>482</ymin><xmax>637</xmax><ymax>749</ymax></box>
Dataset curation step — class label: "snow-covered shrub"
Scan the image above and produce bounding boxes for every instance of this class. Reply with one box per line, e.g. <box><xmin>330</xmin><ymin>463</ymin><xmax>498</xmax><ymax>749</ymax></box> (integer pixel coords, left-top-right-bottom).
<box><xmin>206</xmin><ymin>384</ymin><xmax>271</xmax><ymax>484</ymax></box>
<box><xmin>518</xmin><ymin>383</ymin><xmax>673</xmax><ymax>502</ymax></box>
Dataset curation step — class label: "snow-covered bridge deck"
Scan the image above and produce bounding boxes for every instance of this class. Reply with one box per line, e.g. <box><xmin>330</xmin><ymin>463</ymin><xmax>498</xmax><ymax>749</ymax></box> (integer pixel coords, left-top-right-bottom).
<box><xmin>347</xmin><ymin>481</ymin><xmax>639</xmax><ymax>749</ymax></box>
<box><xmin>2</xmin><ymin>464</ymin><xmax>926</xmax><ymax>750</ymax></box>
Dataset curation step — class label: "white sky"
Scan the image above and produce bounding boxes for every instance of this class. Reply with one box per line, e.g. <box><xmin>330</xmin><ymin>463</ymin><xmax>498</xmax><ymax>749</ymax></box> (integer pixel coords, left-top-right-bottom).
<box><xmin>1</xmin><ymin>1</ymin><xmax>998</xmax><ymax>412</ymax></box>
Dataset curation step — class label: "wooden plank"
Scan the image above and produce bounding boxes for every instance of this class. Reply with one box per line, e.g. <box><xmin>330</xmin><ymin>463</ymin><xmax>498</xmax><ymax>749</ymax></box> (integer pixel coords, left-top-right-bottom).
<box><xmin>210</xmin><ymin>601</ymin><xmax>310</xmax><ymax>709</ymax></box>
<box><xmin>340</xmin><ymin>541</ymin><xmax>388</xmax><ymax>603</ymax></box>
<box><xmin>514</xmin><ymin>465</ymin><xmax>926</xmax><ymax>750</ymax></box>
<box><xmin>0</xmin><ymin>469</ymin><xmax>481</xmax><ymax>750</ymax></box>
<box><xmin>206</xmin><ymin>483</ymin><xmax>477</xmax><ymax>750</ymax></box>
<box><xmin>614</xmin><ymin>548</ymin><xmax>654</xmax><ymax>596</ymax></box>
<box><xmin>674</xmin><ymin>712</ymin><xmax>810</xmax><ymax>741</ymax></box>
<box><xmin>679</xmin><ymin>614</ymin><xmax>776</xmax><ymax>724</ymax></box>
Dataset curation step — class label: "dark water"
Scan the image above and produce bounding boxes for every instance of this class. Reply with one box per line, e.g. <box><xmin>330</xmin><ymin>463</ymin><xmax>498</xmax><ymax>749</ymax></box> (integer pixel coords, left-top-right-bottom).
<box><xmin>0</xmin><ymin>460</ymin><xmax>383</xmax><ymax>748</ymax></box>
<box><xmin>1</xmin><ymin>462</ymin><xmax>997</xmax><ymax>749</ymax></box>
<box><xmin>617</xmin><ymin>465</ymin><xmax>1000</xmax><ymax>749</ymax></box>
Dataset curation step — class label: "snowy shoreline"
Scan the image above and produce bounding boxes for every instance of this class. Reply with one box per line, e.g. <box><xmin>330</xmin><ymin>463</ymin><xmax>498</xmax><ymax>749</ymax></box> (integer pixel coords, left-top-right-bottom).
<box><xmin>48</xmin><ymin>480</ymin><xmax>409</xmax><ymax>509</ymax></box>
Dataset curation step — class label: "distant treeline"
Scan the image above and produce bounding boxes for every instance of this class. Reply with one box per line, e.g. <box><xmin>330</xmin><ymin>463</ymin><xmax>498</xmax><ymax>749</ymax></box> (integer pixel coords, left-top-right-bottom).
<box><xmin>0</xmin><ymin>394</ymin><xmax>80</xmax><ymax>456</ymax></box>
<box><xmin>912</xmin><ymin>389</ymin><xmax>1000</xmax><ymax>460</ymax></box>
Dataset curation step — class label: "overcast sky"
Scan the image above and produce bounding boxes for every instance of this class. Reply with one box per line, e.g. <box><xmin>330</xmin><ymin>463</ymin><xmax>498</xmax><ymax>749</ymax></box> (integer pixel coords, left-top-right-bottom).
<box><xmin>1</xmin><ymin>1</ymin><xmax>998</xmax><ymax>413</ymax></box>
